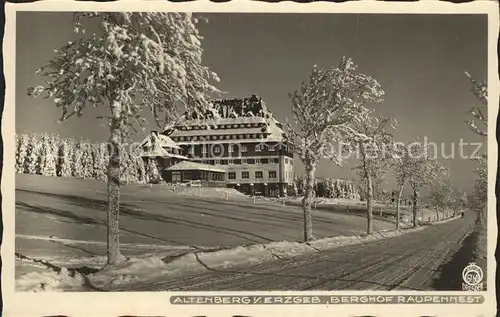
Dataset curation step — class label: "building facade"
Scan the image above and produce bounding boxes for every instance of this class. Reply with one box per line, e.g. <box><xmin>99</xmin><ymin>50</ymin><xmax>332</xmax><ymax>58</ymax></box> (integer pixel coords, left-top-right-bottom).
<box><xmin>163</xmin><ymin>95</ymin><xmax>294</xmax><ymax>196</ymax></box>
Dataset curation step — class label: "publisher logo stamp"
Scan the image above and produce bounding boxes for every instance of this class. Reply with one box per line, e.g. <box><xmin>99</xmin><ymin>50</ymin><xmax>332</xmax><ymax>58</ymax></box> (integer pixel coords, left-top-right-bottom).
<box><xmin>462</xmin><ymin>262</ymin><xmax>484</xmax><ymax>291</ymax></box>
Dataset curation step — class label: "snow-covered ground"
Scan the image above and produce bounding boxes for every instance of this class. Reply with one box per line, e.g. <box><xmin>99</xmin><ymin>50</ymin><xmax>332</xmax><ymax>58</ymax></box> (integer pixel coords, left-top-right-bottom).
<box><xmin>16</xmin><ymin>215</ymin><xmax>461</xmax><ymax>292</ymax></box>
<box><xmin>15</xmin><ymin>174</ymin><xmax>455</xmax><ymax>292</ymax></box>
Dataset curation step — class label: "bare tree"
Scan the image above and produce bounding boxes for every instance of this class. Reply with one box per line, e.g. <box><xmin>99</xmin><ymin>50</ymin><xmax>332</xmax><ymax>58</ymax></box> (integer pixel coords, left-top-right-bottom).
<box><xmin>352</xmin><ymin>115</ymin><xmax>397</xmax><ymax>234</ymax></box>
<box><xmin>465</xmin><ymin>71</ymin><xmax>487</xmax><ymax>136</ymax></box>
<box><xmin>286</xmin><ymin>57</ymin><xmax>384</xmax><ymax>241</ymax></box>
<box><xmin>405</xmin><ymin>140</ymin><xmax>450</xmax><ymax>227</ymax></box>
<box><xmin>393</xmin><ymin>142</ymin><xmax>413</xmax><ymax>229</ymax></box>
<box><xmin>464</xmin><ymin>71</ymin><xmax>488</xmax><ymax>223</ymax></box>
<box><xmin>429</xmin><ymin>180</ymin><xmax>453</xmax><ymax>221</ymax></box>
<box><xmin>28</xmin><ymin>13</ymin><xmax>219</xmax><ymax>265</ymax></box>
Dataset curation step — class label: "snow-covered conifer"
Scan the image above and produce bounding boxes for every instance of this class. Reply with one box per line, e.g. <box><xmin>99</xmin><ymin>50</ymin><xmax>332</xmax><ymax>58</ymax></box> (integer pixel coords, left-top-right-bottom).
<box><xmin>58</xmin><ymin>137</ymin><xmax>73</xmax><ymax>178</ymax></box>
<box><xmin>24</xmin><ymin>133</ymin><xmax>41</xmax><ymax>175</ymax></box>
<box><xmin>16</xmin><ymin>133</ymin><xmax>29</xmax><ymax>174</ymax></box>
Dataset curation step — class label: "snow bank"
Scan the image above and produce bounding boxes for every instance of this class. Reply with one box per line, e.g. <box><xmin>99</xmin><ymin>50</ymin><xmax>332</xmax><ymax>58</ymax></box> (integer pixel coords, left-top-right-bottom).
<box><xmin>16</xmin><ymin>267</ymin><xmax>85</xmax><ymax>292</ymax></box>
<box><xmin>22</xmin><ymin>216</ymin><xmax>461</xmax><ymax>291</ymax></box>
<box><xmin>86</xmin><ymin>221</ymin><xmax>454</xmax><ymax>291</ymax></box>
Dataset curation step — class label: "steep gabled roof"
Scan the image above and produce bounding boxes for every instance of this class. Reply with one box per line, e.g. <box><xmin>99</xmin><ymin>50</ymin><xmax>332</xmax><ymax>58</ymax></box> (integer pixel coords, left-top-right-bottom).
<box><xmin>139</xmin><ymin>131</ymin><xmax>180</xmax><ymax>150</ymax></box>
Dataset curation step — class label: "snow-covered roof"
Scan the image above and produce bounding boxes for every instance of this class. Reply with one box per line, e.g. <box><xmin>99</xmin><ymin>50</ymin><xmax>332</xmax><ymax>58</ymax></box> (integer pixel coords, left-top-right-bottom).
<box><xmin>165</xmin><ymin>161</ymin><xmax>226</xmax><ymax>173</ymax></box>
<box><xmin>141</xmin><ymin>148</ymin><xmax>187</xmax><ymax>160</ymax></box>
<box><xmin>139</xmin><ymin>131</ymin><xmax>180</xmax><ymax>150</ymax></box>
<box><xmin>184</xmin><ymin>95</ymin><xmax>268</xmax><ymax>120</ymax></box>
<box><xmin>139</xmin><ymin>131</ymin><xmax>187</xmax><ymax>158</ymax></box>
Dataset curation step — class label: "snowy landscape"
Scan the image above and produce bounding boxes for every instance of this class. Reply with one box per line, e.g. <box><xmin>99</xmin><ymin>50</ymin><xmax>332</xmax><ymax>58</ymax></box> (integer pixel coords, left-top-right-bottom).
<box><xmin>14</xmin><ymin>12</ymin><xmax>488</xmax><ymax>292</ymax></box>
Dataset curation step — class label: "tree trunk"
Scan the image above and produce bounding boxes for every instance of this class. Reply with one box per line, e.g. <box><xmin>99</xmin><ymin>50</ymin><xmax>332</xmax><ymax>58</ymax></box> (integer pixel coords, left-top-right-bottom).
<box><xmin>396</xmin><ymin>184</ymin><xmax>403</xmax><ymax>230</ymax></box>
<box><xmin>107</xmin><ymin>102</ymin><xmax>125</xmax><ymax>265</ymax></box>
<box><xmin>302</xmin><ymin>163</ymin><xmax>316</xmax><ymax>242</ymax></box>
<box><xmin>436</xmin><ymin>208</ymin><xmax>440</xmax><ymax>222</ymax></box>
<box><xmin>366</xmin><ymin>174</ymin><xmax>374</xmax><ymax>235</ymax></box>
<box><xmin>412</xmin><ymin>188</ymin><xmax>419</xmax><ymax>228</ymax></box>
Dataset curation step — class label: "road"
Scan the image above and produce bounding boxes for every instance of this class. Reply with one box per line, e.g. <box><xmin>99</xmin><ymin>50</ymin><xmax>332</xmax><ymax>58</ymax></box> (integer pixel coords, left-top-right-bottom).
<box><xmin>118</xmin><ymin>212</ymin><xmax>477</xmax><ymax>291</ymax></box>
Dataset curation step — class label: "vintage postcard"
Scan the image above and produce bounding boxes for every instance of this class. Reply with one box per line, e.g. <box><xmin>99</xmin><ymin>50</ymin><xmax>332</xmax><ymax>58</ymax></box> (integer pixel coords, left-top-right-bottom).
<box><xmin>2</xmin><ymin>0</ymin><xmax>498</xmax><ymax>316</ymax></box>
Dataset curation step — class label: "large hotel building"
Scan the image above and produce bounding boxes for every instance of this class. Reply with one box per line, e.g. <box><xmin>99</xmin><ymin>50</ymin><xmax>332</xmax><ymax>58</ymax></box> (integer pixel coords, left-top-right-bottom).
<box><xmin>141</xmin><ymin>95</ymin><xmax>294</xmax><ymax>197</ymax></box>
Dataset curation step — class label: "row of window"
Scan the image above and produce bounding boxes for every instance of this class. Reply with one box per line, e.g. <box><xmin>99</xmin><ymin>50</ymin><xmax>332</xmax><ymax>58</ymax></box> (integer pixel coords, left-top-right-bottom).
<box><xmin>176</xmin><ymin>122</ymin><xmax>265</xmax><ymax>131</ymax></box>
<box><xmin>194</xmin><ymin>158</ymin><xmax>280</xmax><ymax>165</ymax></box>
<box><xmin>173</xmin><ymin>133</ymin><xmax>269</xmax><ymax>142</ymax></box>
<box><xmin>188</xmin><ymin>143</ymin><xmax>288</xmax><ymax>154</ymax></box>
<box><xmin>228</xmin><ymin>170</ymin><xmax>277</xmax><ymax>180</ymax></box>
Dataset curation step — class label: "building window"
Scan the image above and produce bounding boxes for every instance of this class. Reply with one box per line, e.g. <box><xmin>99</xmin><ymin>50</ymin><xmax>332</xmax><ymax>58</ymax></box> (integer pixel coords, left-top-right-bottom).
<box><xmin>255</xmin><ymin>158</ymin><xmax>261</xmax><ymax>164</ymax></box>
<box><xmin>242</xmin><ymin>158</ymin><xmax>248</xmax><ymax>164</ymax></box>
<box><xmin>242</xmin><ymin>145</ymin><xmax>248</xmax><ymax>152</ymax></box>
<box><xmin>269</xmin><ymin>145</ymin><xmax>275</xmax><ymax>151</ymax></box>
<box><xmin>273</xmin><ymin>158</ymin><xmax>279</xmax><ymax>164</ymax></box>
<box><xmin>221</xmin><ymin>160</ymin><xmax>228</xmax><ymax>165</ymax></box>
<box><xmin>234</xmin><ymin>159</ymin><xmax>242</xmax><ymax>165</ymax></box>
<box><xmin>209</xmin><ymin>160</ymin><xmax>215</xmax><ymax>165</ymax></box>
<box><xmin>247</xmin><ymin>158</ymin><xmax>255</xmax><ymax>164</ymax></box>
<box><xmin>255</xmin><ymin>171</ymin><xmax>263</xmax><ymax>179</ymax></box>
<box><xmin>228</xmin><ymin>172</ymin><xmax>236</xmax><ymax>180</ymax></box>
<box><xmin>202</xmin><ymin>145</ymin><xmax>207</xmax><ymax>154</ymax></box>
<box><xmin>228</xmin><ymin>159</ymin><xmax>234</xmax><ymax>165</ymax></box>
<box><xmin>213</xmin><ymin>145</ymin><xmax>221</xmax><ymax>154</ymax></box>
<box><xmin>269</xmin><ymin>171</ymin><xmax>277</xmax><ymax>179</ymax></box>
<box><xmin>261</xmin><ymin>158</ymin><xmax>268</xmax><ymax>164</ymax></box>
<box><xmin>255</xmin><ymin>144</ymin><xmax>261</xmax><ymax>152</ymax></box>
<box><xmin>214</xmin><ymin>159</ymin><xmax>220</xmax><ymax>165</ymax></box>
<box><xmin>242</xmin><ymin>171</ymin><xmax>250</xmax><ymax>179</ymax></box>
<box><xmin>172</xmin><ymin>172</ymin><xmax>181</xmax><ymax>183</ymax></box>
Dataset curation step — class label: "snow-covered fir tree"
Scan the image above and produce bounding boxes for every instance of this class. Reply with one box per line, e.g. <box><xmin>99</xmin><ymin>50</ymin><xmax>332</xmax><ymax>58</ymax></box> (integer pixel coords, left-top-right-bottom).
<box><xmin>24</xmin><ymin>133</ymin><xmax>41</xmax><ymax>175</ymax></box>
<box><xmin>71</xmin><ymin>139</ymin><xmax>85</xmax><ymax>178</ymax></box>
<box><xmin>16</xmin><ymin>133</ymin><xmax>29</xmax><ymax>173</ymax></box>
<box><xmin>80</xmin><ymin>141</ymin><xmax>94</xmax><ymax>179</ymax></box>
<box><xmin>40</xmin><ymin>133</ymin><xmax>58</xmax><ymax>176</ymax></box>
<box><xmin>145</xmin><ymin>158</ymin><xmax>161</xmax><ymax>184</ymax></box>
<box><xmin>57</xmin><ymin>137</ymin><xmax>73</xmax><ymax>178</ymax></box>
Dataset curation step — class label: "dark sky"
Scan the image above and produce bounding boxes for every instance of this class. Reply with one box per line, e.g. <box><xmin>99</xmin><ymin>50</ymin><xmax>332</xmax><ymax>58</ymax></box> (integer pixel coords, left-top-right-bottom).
<box><xmin>16</xmin><ymin>12</ymin><xmax>488</xmax><ymax>193</ymax></box>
